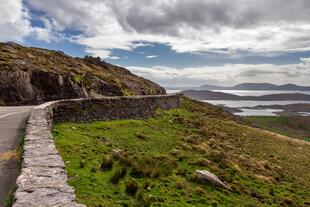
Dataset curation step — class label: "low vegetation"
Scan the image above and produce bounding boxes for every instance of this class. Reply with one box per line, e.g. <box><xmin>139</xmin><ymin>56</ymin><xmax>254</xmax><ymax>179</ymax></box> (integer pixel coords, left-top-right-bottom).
<box><xmin>0</xmin><ymin>99</ymin><xmax>5</xmax><ymax>106</ymax></box>
<box><xmin>244</xmin><ymin>116</ymin><xmax>310</xmax><ymax>142</ymax></box>
<box><xmin>53</xmin><ymin>98</ymin><xmax>310</xmax><ymax>206</ymax></box>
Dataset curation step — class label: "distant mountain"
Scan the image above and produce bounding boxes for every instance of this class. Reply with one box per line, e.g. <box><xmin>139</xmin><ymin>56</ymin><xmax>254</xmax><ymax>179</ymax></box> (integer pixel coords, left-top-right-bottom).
<box><xmin>165</xmin><ymin>86</ymin><xmax>197</xmax><ymax>90</ymax></box>
<box><xmin>199</xmin><ymin>83</ymin><xmax>310</xmax><ymax>91</ymax></box>
<box><xmin>183</xmin><ymin>90</ymin><xmax>310</xmax><ymax>101</ymax></box>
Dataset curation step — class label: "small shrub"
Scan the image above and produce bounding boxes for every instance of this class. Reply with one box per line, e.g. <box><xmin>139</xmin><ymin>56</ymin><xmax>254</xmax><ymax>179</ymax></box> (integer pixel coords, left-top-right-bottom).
<box><xmin>171</xmin><ymin>116</ymin><xmax>186</xmax><ymax>124</ymax></box>
<box><xmin>143</xmin><ymin>181</ymin><xmax>150</xmax><ymax>190</ymax></box>
<box><xmin>183</xmin><ymin>136</ymin><xmax>201</xmax><ymax>144</ymax></box>
<box><xmin>180</xmin><ymin>143</ymin><xmax>192</xmax><ymax>150</ymax></box>
<box><xmin>137</xmin><ymin>192</ymin><xmax>156</xmax><ymax>207</ymax></box>
<box><xmin>175</xmin><ymin>168</ymin><xmax>187</xmax><ymax>176</ymax></box>
<box><xmin>110</xmin><ymin>167</ymin><xmax>127</xmax><ymax>184</ymax></box>
<box><xmin>151</xmin><ymin>169</ymin><xmax>161</xmax><ymax>178</ymax></box>
<box><xmin>116</xmin><ymin>154</ymin><xmax>131</xmax><ymax>166</ymax></box>
<box><xmin>0</xmin><ymin>99</ymin><xmax>5</xmax><ymax>106</ymax></box>
<box><xmin>91</xmin><ymin>167</ymin><xmax>97</xmax><ymax>173</ymax></box>
<box><xmin>130</xmin><ymin>162</ymin><xmax>143</xmax><ymax>177</ymax></box>
<box><xmin>135</xmin><ymin>133</ymin><xmax>149</xmax><ymax>140</ymax></box>
<box><xmin>211</xmin><ymin>202</ymin><xmax>219</xmax><ymax>207</ymax></box>
<box><xmin>170</xmin><ymin>148</ymin><xmax>182</xmax><ymax>156</ymax></box>
<box><xmin>268</xmin><ymin>187</ymin><xmax>274</xmax><ymax>196</ymax></box>
<box><xmin>79</xmin><ymin>160</ymin><xmax>85</xmax><ymax>168</ymax></box>
<box><xmin>176</xmin><ymin>181</ymin><xmax>186</xmax><ymax>190</ymax></box>
<box><xmin>196</xmin><ymin>158</ymin><xmax>212</xmax><ymax>167</ymax></box>
<box><xmin>130</xmin><ymin>161</ymin><xmax>156</xmax><ymax>178</ymax></box>
<box><xmin>100</xmin><ymin>156</ymin><xmax>113</xmax><ymax>171</ymax></box>
<box><xmin>125</xmin><ymin>179</ymin><xmax>139</xmax><ymax>196</ymax></box>
<box><xmin>129</xmin><ymin>156</ymin><xmax>177</xmax><ymax>178</ymax></box>
<box><xmin>208</xmin><ymin>150</ymin><xmax>227</xmax><ymax>164</ymax></box>
<box><xmin>280</xmin><ymin>198</ymin><xmax>295</xmax><ymax>206</ymax></box>
<box><xmin>195</xmin><ymin>186</ymin><xmax>206</xmax><ymax>195</ymax></box>
<box><xmin>157</xmin><ymin>156</ymin><xmax>177</xmax><ymax>176</ymax></box>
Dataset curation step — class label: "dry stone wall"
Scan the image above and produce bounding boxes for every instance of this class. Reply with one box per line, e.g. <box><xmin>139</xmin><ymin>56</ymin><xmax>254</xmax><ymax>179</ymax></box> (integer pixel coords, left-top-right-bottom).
<box><xmin>13</xmin><ymin>95</ymin><xmax>181</xmax><ymax>206</ymax></box>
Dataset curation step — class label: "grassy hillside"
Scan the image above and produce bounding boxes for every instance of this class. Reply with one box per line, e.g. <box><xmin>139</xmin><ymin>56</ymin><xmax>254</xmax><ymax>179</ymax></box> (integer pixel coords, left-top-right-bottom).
<box><xmin>244</xmin><ymin>116</ymin><xmax>310</xmax><ymax>142</ymax></box>
<box><xmin>53</xmin><ymin>98</ymin><xmax>310</xmax><ymax>207</ymax></box>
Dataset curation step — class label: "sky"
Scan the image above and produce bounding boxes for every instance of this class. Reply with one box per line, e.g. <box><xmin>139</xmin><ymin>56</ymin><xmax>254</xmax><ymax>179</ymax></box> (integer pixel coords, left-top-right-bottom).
<box><xmin>1</xmin><ymin>0</ymin><xmax>310</xmax><ymax>87</ymax></box>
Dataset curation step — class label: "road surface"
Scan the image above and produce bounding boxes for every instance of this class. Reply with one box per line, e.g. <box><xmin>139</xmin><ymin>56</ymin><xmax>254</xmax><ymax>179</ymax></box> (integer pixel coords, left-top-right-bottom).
<box><xmin>0</xmin><ymin>106</ymin><xmax>33</xmax><ymax>207</ymax></box>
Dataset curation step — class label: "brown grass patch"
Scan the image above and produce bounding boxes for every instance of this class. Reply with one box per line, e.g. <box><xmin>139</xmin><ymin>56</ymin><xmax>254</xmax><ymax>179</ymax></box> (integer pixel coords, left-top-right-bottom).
<box><xmin>0</xmin><ymin>150</ymin><xmax>18</xmax><ymax>161</ymax></box>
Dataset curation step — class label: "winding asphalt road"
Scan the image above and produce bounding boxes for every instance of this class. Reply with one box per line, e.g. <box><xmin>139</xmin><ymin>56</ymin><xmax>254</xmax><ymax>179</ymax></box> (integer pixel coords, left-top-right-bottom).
<box><xmin>0</xmin><ymin>106</ymin><xmax>32</xmax><ymax>207</ymax></box>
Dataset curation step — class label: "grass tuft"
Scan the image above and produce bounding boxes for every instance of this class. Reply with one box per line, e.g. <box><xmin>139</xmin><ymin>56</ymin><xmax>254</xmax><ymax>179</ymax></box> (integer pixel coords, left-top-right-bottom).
<box><xmin>125</xmin><ymin>179</ymin><xmax>139</xmax><ymax>196</ymax></box>
<box><xmin>100</xmin><ymin>156</ymin><xmax>113</xmax><ymax>171</ymax></box>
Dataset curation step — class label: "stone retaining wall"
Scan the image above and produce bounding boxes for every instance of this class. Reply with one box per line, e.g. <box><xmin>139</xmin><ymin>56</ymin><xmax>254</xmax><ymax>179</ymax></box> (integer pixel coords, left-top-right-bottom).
<box><xmin>13</xmin><ymin>95</ymin><xmax>181</xmax><ymax>206</ymax></box>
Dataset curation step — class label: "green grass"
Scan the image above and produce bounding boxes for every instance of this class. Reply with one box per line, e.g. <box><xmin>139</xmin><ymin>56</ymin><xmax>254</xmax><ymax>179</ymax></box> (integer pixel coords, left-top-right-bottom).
<box><xmin>53</xmin><ymin>98</ymin><xmax>310</xmax><ymax>207</ymax></box>
<box><xmin>244</xmin><ymin>116</ymin><xmax>310</xmax><ymax>141</ymax></box>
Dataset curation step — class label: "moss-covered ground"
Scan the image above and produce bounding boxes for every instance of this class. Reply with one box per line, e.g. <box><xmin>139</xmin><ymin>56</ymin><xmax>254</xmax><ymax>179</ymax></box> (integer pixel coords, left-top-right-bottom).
<box><xmin>53</xmin><ymin>98</ymin><xmax>310</xmax><ymax>207</ymax></box>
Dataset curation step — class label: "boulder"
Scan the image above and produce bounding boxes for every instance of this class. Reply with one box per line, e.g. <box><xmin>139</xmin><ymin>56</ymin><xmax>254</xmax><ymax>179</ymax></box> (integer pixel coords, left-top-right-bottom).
<box><xmin>196</xmin><ymin>170</ymin><xmax>231</xmax><ymax>190</ymax></box>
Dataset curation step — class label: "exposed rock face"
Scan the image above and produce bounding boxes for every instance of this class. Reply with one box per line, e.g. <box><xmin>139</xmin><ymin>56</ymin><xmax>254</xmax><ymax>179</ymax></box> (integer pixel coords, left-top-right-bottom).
<box><xmin>196</xmin><ymin>170</ymin><xmax>231</xmax><ymax>190</ymax></box>
<box><xmin>0</xmin><ymin>42</ymin><xmax>166</xmax><ymax>105</ymax></box>
<box><xmin>0</xmin><ymin>70</ymin><xmax>89</xmax><ymax>105</ymax></box>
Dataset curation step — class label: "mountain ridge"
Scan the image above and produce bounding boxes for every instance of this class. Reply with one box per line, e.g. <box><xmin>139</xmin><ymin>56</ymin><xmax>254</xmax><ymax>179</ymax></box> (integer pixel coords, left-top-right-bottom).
<box><xmin>183</xmin><ymin>90</ymin><xmax>310</xmax><ymax>101</ymax></box>
<box><xmin>199</xmin><ymin>83</ymin><xmax>310</xmax><ymax>91</ymax></box>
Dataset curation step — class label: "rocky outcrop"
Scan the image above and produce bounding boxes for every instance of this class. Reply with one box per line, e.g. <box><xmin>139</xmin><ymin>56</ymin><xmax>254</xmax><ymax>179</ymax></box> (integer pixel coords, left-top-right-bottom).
<box><xmin>0</xmin><ymin>70</ymin><xmax>89</xmax><ymax>105</ymax></box>
<box><xmin>14</xmin><ymin>95</ymin><xmax>181</xmax><ymax>206</ymax></box>
<box><xmin>0</xmin><ymin>42</ymin><xmax>166</xmax><ymax>105</ymax></box>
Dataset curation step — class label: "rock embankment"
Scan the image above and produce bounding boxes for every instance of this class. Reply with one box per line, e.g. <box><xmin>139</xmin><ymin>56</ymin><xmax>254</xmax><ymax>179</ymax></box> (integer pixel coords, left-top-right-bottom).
<box><xmin>0</xmin><ymin>42</ymin><xmax>166</xmax><ymax>105</ymax></box>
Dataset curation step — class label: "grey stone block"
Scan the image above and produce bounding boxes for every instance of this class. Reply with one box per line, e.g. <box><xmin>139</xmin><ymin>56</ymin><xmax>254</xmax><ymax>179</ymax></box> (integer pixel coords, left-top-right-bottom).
<box><xmin>14</xmin><ymin>186</ymin><xmax>75</xmax><ymax>207</ymax></box>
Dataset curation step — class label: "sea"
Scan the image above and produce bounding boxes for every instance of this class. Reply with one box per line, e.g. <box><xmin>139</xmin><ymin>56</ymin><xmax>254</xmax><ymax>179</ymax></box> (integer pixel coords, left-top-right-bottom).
<box><xmin>167</xmin><ymin>90</ymin><xmax>310</xmax><ymax>116</ymax></box>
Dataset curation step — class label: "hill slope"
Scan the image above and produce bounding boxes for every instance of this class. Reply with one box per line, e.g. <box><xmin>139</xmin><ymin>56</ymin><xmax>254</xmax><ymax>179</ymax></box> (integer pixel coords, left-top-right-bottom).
<box><xmin>0</xmin><ymin>42</ymin><xmax>165</xmax><ymax>105</ymax></box>
<box><xmin>53</xmin><ymin>98</ymin><xmax>310</xmax><ymax>206</ymax></box>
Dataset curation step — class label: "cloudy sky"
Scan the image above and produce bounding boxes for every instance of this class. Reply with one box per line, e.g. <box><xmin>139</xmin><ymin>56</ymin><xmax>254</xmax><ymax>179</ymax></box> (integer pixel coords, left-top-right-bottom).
<box><xmin>1</xmin><ymin>0</ymin><xmax>310</xmax><ymax>87</ymax></box>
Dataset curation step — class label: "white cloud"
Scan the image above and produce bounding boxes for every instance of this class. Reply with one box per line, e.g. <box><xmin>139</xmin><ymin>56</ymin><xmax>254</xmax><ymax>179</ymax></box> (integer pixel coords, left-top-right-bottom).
<box><xmin>300</xmin><ymin>57</ymin><xmax>310</xmax><ymax>64</ymax></box>
<box><xmin>25</xmin><ymin>0</ymin><xmax>310</xmax><ymax>58</ymax></box>
<box><xmin>145</xmin><ymin>55</ymin><xmax>158</xmax><ymax>59</ymax></box>
<box><xmin>0</xmin><ymin>0</ymin><xmax>32</xmax><ymax>41</ymax></box>
<box><xmin>1</xmin><ymin>1</ymin><xmax>309</xmax><ymax>86</ymax></box>
<box><xmin>108</xmin><ymin>56</ymin><xmax>120</xmax><ymax>60</ymax></box>
<box><xmin>84</xmin><ymin>48</ymin><xmax>111</xmax><ymax>59</ymax></box>
<box><xmin>32</xmin><ymin>17</ymin><xmax>61</xmax><ymax>42</ymax></box>
<box><xmin>127</xmin><ymin>58</ymin><xmax>310</xmax><ymax>87</ymax></box>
